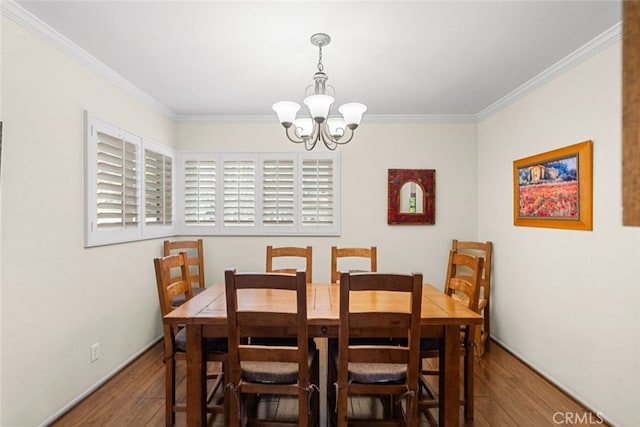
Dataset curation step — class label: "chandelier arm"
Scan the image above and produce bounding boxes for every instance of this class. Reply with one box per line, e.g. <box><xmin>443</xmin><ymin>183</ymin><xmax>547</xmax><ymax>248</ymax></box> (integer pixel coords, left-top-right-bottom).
<box><xmin>306</xmin><ymin>121</ymin><xmax>323</xmax><ymax>151</ymax></box>
<box><xmin>334</xmin><ymin>127</ymin><xmax>356</xmax><ymax>145</ymax></box>
<box><xmin>319</xmin><ymin>124</ymin><xmax>356</xmax><ymax>147</ymax></box>
<box><xmin>284</xmin><ymin>126</ymin><xmax>308</xmax><ymax>144</ymax></box>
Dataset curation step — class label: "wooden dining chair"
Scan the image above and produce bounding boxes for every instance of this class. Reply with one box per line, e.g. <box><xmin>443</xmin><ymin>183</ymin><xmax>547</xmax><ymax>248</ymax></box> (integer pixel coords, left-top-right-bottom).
<box><xmin>330</xmin><ymin>246</ymin><xmax>377</xmax><ymax>283</ymax></box>
<box><xmin>266</xmin><ymin>245</ymin><xmax>313</xmax><ymax>283</ymax></box>
<box><xmin>418</xmin><ymin>250</ymin><xmax>483</xmax><ymax>422</ymax></box>
<box><xmin>163</xmin><ymin>239</ymin><xmax>207</xmax><ymax>305</ymax></box>
<box><xmin>451</xmin><ymin>239</ymin><xmax>493</xmax><ymax>355</ymax></box>
<box><xmin>224</xmin><ymin>270</ymin><xmax>319</xmax><ymax>426</ymax></box>
<box><xmin>333</xmin><ymin>272</ymin><xmax>423</xmax><ymax>426</ymax></box>
<box><xmin>154</xmin><ymin>252</ymin><xmax>227</xmax><ymax>426</ymax></box>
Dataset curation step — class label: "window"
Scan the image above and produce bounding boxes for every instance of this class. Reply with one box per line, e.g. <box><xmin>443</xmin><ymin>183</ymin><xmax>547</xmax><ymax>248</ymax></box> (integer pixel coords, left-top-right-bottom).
<box><xmin>222</xmin><ymin>155</ymin><xmax>256</xmax><ymax>229</ymax></box>
<box><xmin>143</xmin><ymin>140</ymin><xmax>174</xmax><ymax>238</ymax></box>
<box><xmin>86</xmin><ymin>113</ymin><xmax>340</xmax><ymax>246</ymax></box>
<box><xmin>301</xmin><ymin>156</ymin><xmax>336</xmax><ymax>228</ymax></box>
<box><xmin>262</xmin><ymin>158</ymin><xmax>295</xmax><ymax>227</ymax></box>
<box><xmin>183</xmin><ymin>157</ymin><xmax>216</xmax><ymax>227</ymax></box>
<box><xmin>85</xmin><ymin>113</ymin><xmax>175</xmax><ymax>247</ymax></box>
<box><xmin>178</xmin><ymin>152</ymin><xmax>340</xmax><ymax>236</ymax></box>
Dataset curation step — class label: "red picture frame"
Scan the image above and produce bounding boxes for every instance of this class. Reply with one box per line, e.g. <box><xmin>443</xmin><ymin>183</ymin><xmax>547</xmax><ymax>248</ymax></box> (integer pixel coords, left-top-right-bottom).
<box><xmin>387</xmin><ymin>169</ymin><xmax>436</xmax><ymax>225</ymax></box>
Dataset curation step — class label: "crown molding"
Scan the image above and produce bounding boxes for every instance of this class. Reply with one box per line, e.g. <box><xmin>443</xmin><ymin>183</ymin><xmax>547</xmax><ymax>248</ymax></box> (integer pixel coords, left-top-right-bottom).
<box><xmin>1</xmin><ymin>0</ymin><xmax>176</xmax><ymax>120</ymax></box>
<box><xmin>176</xmin><ymin>114</ymin><xmax>273</xmax><ymax>123</ymax></box>
<box><xmin>364</xmin><ymin>114</ymin><xmax>477</xmax><ymax>124</ymax></box>
<box><xmin>3</xmin><ymin>0</ymin><xmax>621</xmax><ymax>125</ymax></box>
<box><xmin>476</xmin><ymin>22</ymin><xmax>622</xmax><ymax>121</ymax></box>
<box><xmin>176</xmin><ymin>113</ymin><xmax>478</xmax><ymax>124</ymax></box>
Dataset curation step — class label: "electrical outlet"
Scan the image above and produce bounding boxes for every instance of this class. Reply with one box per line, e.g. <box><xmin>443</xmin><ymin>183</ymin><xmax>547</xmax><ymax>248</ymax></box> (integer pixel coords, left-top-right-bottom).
<box><xmin>90</xmin><ymin>343</ymin><xmax>100</xmax><ymax>362</ymax></box>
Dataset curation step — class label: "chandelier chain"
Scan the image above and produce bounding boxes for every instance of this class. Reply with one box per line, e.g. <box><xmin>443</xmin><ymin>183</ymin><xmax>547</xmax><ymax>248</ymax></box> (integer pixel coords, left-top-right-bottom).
<box><xmin>317</xmin><ymin>44</ymin><xmax>324</xmax><ymax>72</ymax></box>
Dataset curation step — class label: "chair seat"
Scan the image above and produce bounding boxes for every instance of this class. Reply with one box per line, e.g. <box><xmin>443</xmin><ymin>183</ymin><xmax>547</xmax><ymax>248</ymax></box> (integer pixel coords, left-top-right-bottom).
<box><xmin>250</xmin><ymin>337</ymin><xmax>316</xmax><ymax>348</ymax></box>
<box><xmin>241</xmin><ymin>351</ymin><xmax>316</xmax><ymax>384</ymax></box>
<box><xmin>170</xmin><ymin>286</ymin><xmax>205</xmax><ymax>307</ymax></box>
<box><xmin>349</xmin><ymin>362</ymin><xmax>407</xmax><ymax>384</ymax></box>
<box><xmin>175</xmin><ymin>327</ymin><xmax>228</xmax><ymax>353</ymax></box>
<box><xmin>334</xmin><ymin>348</ymin><xmax>407</xmax><ymax>384</ymax></box>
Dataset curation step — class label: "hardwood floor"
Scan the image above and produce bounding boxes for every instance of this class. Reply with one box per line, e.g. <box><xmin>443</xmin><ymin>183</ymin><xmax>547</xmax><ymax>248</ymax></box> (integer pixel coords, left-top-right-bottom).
<box><xmin>50</xmin><ymin>340</ymin><xmax>603</xmax><ymax>426</ymax></box>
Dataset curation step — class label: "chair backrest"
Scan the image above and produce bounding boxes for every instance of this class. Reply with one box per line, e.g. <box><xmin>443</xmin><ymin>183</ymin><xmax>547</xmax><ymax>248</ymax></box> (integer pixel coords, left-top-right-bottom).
<box><xmin>163</xmin><ymin>239</ymin><xmax>206</xmax><ymax>289</ymax></box>
<box><xmin>337</xmin><ymin>272</ymin><xmax>423</xmax><ymax>389</ymax></box>
<box><xmin>266</xmin><ymin>245</ymin><xmax>313</xmax><ymax>283</ymax></box>
<box><xmin>330</xmin><ymin>246</ymin><xmax>377</xmax><ymax>283</ymax></box>
<box><xmin>224</xmin><ymin>270</ymin><xmax>311</xmax><ymax>387</ymax></box>
<box><xmin>154</xmin><ymin>252</ymin><xmax>193</xmax><ymax>352</ymax></box>
<box><xmin>444</xmin><ymin>250</ymin><xmax>484</xmax><ymax>313</ymax></box>
<box><xmin>451</xmin><ymin>240</ymin><xmax>492</xmax><ymax>302</ymax></box>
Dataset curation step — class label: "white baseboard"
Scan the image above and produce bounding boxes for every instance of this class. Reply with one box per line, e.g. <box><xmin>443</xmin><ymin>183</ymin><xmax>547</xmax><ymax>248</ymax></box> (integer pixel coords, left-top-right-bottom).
<box><xmin>39</xmin><ymin>336</ymin><xmax>163</xmax><ymax>427</ymax></box>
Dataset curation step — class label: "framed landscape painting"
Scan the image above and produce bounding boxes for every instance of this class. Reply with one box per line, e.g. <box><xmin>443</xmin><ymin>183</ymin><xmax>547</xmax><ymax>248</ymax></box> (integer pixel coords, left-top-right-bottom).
<box><xmin>513</xmin><ymin>140</ymin><xmax>592</xmax><ymax>230</ymax></box>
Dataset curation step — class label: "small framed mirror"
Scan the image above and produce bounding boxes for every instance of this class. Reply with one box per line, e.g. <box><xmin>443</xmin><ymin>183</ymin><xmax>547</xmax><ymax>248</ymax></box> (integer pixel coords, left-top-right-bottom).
<box><xmin>388</xmin><ymin>169</ymin><xmax>435</xmax><ymax>225</ymax></box>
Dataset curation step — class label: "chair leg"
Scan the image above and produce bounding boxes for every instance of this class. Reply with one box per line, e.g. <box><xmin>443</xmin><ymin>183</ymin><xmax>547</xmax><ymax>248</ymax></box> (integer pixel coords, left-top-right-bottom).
<box><xmin>476</xmin><ymin>302</ymin><xmax>490</xmax><ymax>356</ymax></box>
<box><xmin>312</xmin><ymin>349</ymin><xmax>320</xmax><ymax>427</ymax></box>
<box><xmin>336</xmin><ymin>385</ymin><xmax>349</xmax><ymax>427</ymax></box>
<box><xmin>297</xmin><ymin>387</ymin><xmax>309</xmax><ymax>427</ymax></box>
<box><xmin>464</xmin><ymin>346</ymin><xmax>475</xmax><ymax>420</ymax></box>
<box><xmin>166</xmin><ymin>357</ymin><xmax>175</xmax><ymax>427</ymax></box>
<box><xmin>406</xmin><ymin>389</ymin><xmax>419</xmax><ymax>427</ymax></box>
<box><xmin>327</xmin><ymin>339</ymin><xmax>338</xmax><ymax>421</ymax></box>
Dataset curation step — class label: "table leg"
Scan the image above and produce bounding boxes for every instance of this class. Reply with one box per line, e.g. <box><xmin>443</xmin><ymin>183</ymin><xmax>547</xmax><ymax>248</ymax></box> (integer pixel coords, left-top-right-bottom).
<box><xmin>186</xmin><ymin>325</ymin><xmax>206</xmax><ymax>426</ymax></box>
<box><xmin>440</xmin><ymin>324</ymin><xmax>460</xmax><ymax>426</ymax></box>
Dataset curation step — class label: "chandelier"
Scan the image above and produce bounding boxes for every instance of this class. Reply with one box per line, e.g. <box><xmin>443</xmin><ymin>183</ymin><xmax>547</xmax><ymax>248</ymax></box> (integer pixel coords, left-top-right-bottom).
<box><xmin>272</xmin><ymin>33</ymin><xmax>367</xmax><ymax>151</ymax></box>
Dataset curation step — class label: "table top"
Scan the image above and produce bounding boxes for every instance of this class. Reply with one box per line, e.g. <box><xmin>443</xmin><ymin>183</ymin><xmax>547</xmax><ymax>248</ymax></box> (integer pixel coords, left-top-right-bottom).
<box><xmin>164</xmin><ymin>283</ymin><xmax>483</xmax><ymax>327</ymax></box>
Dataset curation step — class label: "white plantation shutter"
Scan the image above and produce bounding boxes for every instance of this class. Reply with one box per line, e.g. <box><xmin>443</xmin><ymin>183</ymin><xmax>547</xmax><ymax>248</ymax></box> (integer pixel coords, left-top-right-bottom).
<box><xmin>96</xmin><ymin>131</ymin><xmax>139</xmax><ymax>229</ymax></box>
<box><xmin>301</xmin><ymin>157</ymin><xmax>336</xmax><ymax>228</ymax></box>
<box><xmin>223</xmin><ymin>157</ymin><xmax>256</xmax><ymax>227</ymax></box>
<box><xmin>262</xmin><ymin>158</ymin><xmax>295</xmax><ymax>227</ymax></box>
<box><xmin>144</xmin><ymin>148</ymin><xmax>173</xmax><ymax>226</ymax></box>
<box><xmin>86</xmin><ymin>114</ymin><xmax>146</xmax><ymax>247</ymax></box>
<box><xmin>183</xmin><ymin>159</ymin><xmax>216</xmax><ymax>226</ymax></box>
<box><xmin>87</xmin><ymin>113</ymin><xmax>339</xmax><ymax>244</ymax></box>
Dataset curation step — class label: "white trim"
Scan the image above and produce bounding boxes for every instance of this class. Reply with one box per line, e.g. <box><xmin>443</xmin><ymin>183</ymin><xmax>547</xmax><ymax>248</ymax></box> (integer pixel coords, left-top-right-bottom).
<box><xmin>175</xmin><ymin>113</ymin><xmax>479</xmax><ymax>124</ymax></box>
<box><xmin>1</xmin><ymin>0</ymin><xmax>175</xmax><ymax>119</ymax></box>
<box><xmin>477</xmin><ymin>22</ymin><xmax>622</xmax><ymax>121</ymax></box>
<box><xmin>37</xmin><ymin>336</ymin><xmax>163</xmax><ymax>427</ymax></box>
<box><xmin>364</xmin><ymin>114</ymin><xmax>478</xmax><ymax>124</ymax></box>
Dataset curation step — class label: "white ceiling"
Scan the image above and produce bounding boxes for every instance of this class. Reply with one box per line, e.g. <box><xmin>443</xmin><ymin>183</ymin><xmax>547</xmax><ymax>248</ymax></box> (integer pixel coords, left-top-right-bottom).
<box><xmin>15</xmin><ymin>0</ymin><xmax>622</xmax><ymax>119</ymax></box>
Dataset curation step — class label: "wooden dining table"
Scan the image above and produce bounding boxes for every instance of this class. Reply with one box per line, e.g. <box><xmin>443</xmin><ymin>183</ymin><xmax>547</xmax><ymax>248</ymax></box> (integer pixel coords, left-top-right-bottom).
<box><xmin>163</xmin><ymin>282</ymin><xmax>483</xmax><ymax>426</ymax></box>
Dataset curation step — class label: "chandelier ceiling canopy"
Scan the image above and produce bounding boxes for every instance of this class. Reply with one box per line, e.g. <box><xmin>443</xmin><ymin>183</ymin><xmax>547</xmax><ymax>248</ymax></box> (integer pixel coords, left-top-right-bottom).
<box><xmin>272</xmin><ymin>33</ymin><xmax>367</xmax><ymax>151</ymax></box>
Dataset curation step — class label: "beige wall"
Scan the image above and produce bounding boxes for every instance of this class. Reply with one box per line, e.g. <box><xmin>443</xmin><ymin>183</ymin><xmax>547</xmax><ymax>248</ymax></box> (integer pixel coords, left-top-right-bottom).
<box><xmin>478</xmin><ymin>41</ymin><xmax>640</xmax><ymax>426</ymax></box>
<box><xmin>0</xmin><ymin>13</ymin><xmax>479</xmax><ymax>426</ymax></box>
<box><xmin>2</xmin><ymin>6</ymin><xmax>637</xmax><ymax>427</ymax></box>
<box><xmin>0</xmin><ymin>17</ymin><xmax>175</xmax><ymax>426</ymax></box>
<box><xmin>176</xmin><ymin>120</ymin><xmax>478</xmax><ymax>285</ymax></box>
<box><xmin>0</xmin><ymin>10</ymin><xmax>4</xmax><ymax>420</ymax></box>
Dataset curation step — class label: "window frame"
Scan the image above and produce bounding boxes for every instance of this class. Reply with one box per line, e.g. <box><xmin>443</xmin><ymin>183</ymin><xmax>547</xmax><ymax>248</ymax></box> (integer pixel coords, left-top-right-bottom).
<box><xmin>177</xmin><ymin>151</ymin><xmax>340</xmax><ymax>237</ymax></box>
<box><xmin>85</xmin><ymin>113</ymin><xmax>176</xmax><ymax>247</ymax></box>
<box><xmin>86</xmin><ymin>113</ymin><xmax>340</xmax><ymax>246</ymax></box>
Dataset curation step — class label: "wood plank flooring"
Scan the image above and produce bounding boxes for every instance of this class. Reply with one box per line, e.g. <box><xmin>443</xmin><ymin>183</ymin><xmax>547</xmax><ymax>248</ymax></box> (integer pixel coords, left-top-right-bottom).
<box><xmin>50</xmin><ymin>340</ymin><xmax>604</xmax><ymax>426</ymax></box>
